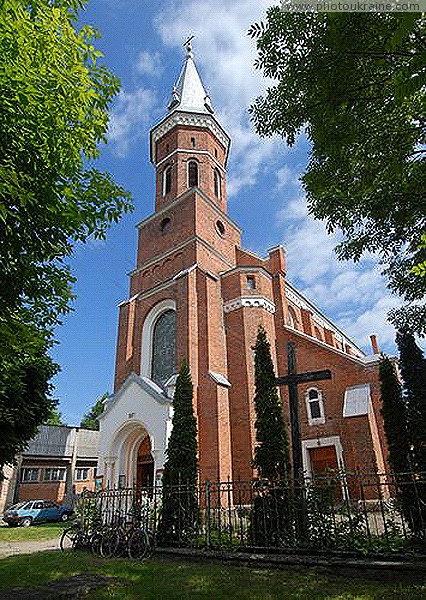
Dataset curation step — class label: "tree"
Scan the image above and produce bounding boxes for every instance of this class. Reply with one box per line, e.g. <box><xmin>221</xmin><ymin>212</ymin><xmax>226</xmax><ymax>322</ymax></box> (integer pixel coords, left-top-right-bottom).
<box><xmin>158</xmin><ymin>360</ymin><xmax>198</xmax><ymax>545</ymax></box>
<box><xmin>0</xmin><ymin>332</ymin><xmax>58</xmax><ymax>471</ymax></box>
<box><xmin>249</xmin><ymin>12</ymin><xmax>425</xmax><ymax>334</ymax></box>
<box><xmin>45</xmin><ymin>406</ymin><xmax>67</xmax><ymax>426</ymax></box>
<box><xmin>396</xmin><ymin>330</ymin><xmax>426</xmax><ymax>474</ymax></box>
<box><xmin>80</xmin><ymin>393</ymin><xmax>107</xmax><ymax>430</ymax></box>
<box><xmin>252</xmin><ymin>326</ymin><xmax>290</xmax><ymax>482</ymax></box>
<box><xmin>250</xmin><ymin>325</ymin><xmax>292</xmax><ymax>546</ymax></box>
<box><xmin>378</xmin><ymin>355</ymin><xmax>420</xmax><ymax>531</ymax></box>
<box><xmin>379</xmin><ymin>356</ymin><xmax>410</xmax><ymax>475</ymax></box>
<box><xmin>0</xmin><ymin>0</ymin><xmax>132</xmax><ymax>473</ymax></box>
<box><xmin>379</xmin><ymin>332</ymin><xmax>426</xmax><ymax>534</ymax></box>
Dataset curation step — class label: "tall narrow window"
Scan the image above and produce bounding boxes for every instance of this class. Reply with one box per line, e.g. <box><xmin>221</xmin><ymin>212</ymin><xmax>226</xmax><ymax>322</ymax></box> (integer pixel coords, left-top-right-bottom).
<box><xmin>163</xmin><ymin>165</ymin><xmax>171</xmax><ymax>196</ymax></box>
<box><xmin>305</xmin><ymin>388</ymin><xmax>325</xmax><ymax>425</ymax></box>
<box><xmin>151</xmin><ymin>310</ymin><xmax>177</xmax><ymax>386</ymax></box>
<box><xmin>188</xmin><ymin>160</ymin><xmax>198</xmax><ymax>187</ymax></box>
<box><xmin>214</xmin><ymin>168</ymin><xmax>221</xmax><ymax>199</ymax></box>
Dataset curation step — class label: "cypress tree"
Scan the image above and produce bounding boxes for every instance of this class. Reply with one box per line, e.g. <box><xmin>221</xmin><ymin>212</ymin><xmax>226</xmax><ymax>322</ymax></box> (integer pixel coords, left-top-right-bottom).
<box><xmin>157</xmin><ymin>359</ymin><xmax>198</xmax><ymax>545</ymax></box>
<box><xmin>396</xmin><ymin>330</ymin><xmax>426</xmax><ymax>535</ymax></box>
<box><xmin>396</xmin><ymin>329</ymin><xmax>426</xmax><ymax>473</ymax></box>
<box><xmin>250</xmin><ymin>325</ymin><xmax>292</xmax><ymax>546</ymax></box>
<box><xmin>379</xmin><ymin>355</ymin><xmax>410</xmax><ymax>475</ymax></box>
<box><xmin>379</xmin><ymin>355</ymin><xmax>417</xmax><ymax>530</ymax></box>
<box><xmin>252</xmin><ymin>326</ymin><xmax>290</xmax><ymax>482</ymax></box>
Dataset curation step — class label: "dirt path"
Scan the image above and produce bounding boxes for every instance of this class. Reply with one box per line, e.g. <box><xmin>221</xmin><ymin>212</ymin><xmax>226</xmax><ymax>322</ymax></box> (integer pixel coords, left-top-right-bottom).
<box><xmin>0</xmin><ymin>538</ymin><xmax>60</xmax><ymax>559</ymax></box>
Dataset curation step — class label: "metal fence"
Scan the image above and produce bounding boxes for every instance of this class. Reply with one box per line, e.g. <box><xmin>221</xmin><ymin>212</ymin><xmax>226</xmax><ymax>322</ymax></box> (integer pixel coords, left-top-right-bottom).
<box><xmin>79</xmin><ymin>471</ymin><xmax>426</xmax><ymax>555</ymax></box>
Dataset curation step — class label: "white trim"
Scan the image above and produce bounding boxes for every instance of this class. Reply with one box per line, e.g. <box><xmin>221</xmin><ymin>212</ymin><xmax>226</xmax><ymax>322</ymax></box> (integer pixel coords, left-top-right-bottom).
<box><xmin>162</xmin><ymin>165</ymin><xmax>172</xmax><ymax>197</ymax></box>
<box><xmin>156</xmin><ymin>148</ymin><xmax>225</xmax><ymax>172</ymax></box>
<box><xmin>151</xmin><ymin>112</ymin><xmax>230</xmax><ymax>164</ymax></box>
<box><xmin>302</xmin><ymin>436</ymin><xmax>344</xmax><ymax>476</ymax></box>
<box><xmin>223</xmin><ymin>296</ymin><xmax>276</xmax><ymax>314</ymax></box>
<box><xmin>302</xmin><ymin>436</ymin><xmax>347</xmax><ymax>499</ymax></box>
<box><xmin>305</xmin><ymin>387</ymin><xmax>326</xmax><ymax>426</ymax></box>
<box><xmin>141</xmin><ymin>300</ymin><xmax>176</xmax><ymax>380</ymax></box>
<box><xmin>209</xmin><ymin>371</ymin><xmax>231</xmax><ymax>388</ymax></box>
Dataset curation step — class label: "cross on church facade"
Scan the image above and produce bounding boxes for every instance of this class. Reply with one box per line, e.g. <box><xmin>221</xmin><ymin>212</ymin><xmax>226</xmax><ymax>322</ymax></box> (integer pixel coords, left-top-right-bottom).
<box><xmin>276</xmin><ymin>342</ymin><xmax>332</xmax><ymax>482</ymax></box>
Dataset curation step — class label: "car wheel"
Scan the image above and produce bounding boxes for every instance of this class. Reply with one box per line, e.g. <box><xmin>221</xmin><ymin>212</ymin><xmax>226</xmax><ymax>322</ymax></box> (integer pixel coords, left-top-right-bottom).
<box><xmin>60</xmin><ymin>513</ymin><xmax>69</xmax><ymax>522</ymax></box>
<box><xmin>20</xmin><ymin>517</ymin><xmax>32</xmax><ymax>528</ymax></box>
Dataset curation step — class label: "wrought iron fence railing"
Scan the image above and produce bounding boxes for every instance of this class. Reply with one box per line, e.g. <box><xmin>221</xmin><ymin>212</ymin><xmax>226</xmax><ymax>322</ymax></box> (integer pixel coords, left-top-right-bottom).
<box><xmin>78</xmin><ymin>470</ymin><xmax>426</xmax><ymax>556</ymax></box>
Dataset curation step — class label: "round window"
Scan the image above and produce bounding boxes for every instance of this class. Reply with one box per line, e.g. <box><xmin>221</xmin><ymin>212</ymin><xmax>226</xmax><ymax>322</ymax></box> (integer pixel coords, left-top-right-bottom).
<box><xmin>160</xmin><ymin>217</ymin><xmax>171</xmax><ymax>232</ymax></box>
<box><xmin>216</xmin><ymin>220</ymin><xmax>225</xmax><ymax>236</ymax></box>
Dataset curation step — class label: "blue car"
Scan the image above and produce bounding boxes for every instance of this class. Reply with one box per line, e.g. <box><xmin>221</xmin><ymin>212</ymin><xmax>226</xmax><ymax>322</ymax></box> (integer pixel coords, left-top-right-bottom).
<box><xmin>3</xmin><ymin>499</ymin><xmax>73</xmax><ymax>527</ymax></box>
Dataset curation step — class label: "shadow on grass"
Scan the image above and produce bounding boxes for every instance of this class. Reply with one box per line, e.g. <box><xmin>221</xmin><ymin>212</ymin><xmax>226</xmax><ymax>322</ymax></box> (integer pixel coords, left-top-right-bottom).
<box><xmin>0</xmin><ymin>551</ymin><xmax>425</xmax><ymax>599</ymax></box>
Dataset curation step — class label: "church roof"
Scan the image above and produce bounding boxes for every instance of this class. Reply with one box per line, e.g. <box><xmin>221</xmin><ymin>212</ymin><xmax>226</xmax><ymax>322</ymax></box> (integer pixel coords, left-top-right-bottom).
<box><xmin>167</xmin><ymin>40</ymin><xmax>213</xmax><ymax>114</ymax></box>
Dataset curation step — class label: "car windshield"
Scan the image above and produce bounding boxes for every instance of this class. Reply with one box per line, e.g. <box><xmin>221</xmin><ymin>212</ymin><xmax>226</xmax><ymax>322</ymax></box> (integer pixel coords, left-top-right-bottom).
<box><xmin>8</xmin><ymin>501</ymin><xmax>32</xmax><ymax>510</ymax></box>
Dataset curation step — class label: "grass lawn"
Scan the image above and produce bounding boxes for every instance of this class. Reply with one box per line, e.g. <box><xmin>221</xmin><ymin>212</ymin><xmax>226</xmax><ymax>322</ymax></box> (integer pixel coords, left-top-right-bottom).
<box><xmin>0</xmin><ymin>551</ymin><xmax>425</xmax><ymax>599</ymax></box>
<box><xmin>0</xmin><ymin>521</ymin><xmax>65</xmax><ymax>542</ymax></box>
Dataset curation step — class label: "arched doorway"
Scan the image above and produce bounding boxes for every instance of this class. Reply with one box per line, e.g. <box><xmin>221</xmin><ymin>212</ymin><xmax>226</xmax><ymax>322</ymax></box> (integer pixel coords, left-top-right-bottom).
<box><xmin>136</xmin><ymin>436</ymin><xmax>154</xmax><ymax>488</ymax></box>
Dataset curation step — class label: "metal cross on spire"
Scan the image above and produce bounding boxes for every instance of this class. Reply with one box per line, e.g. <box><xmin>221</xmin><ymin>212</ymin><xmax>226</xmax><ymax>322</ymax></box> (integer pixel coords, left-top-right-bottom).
<box><xmin>183</xmin><ymin>35</ymin><xmax>194</xmax><ymax>55</ymax></box>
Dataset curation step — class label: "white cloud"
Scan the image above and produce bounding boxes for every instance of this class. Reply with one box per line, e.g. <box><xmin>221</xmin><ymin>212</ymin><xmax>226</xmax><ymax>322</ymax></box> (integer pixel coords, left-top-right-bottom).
<box><xmin>135</xmin><ymin>50</ymin><xmax>163</xmax><ymax>77</ymax></box>
<box><xmin>337</xmin><ymin>296</ymin><xmax>402</xmax><ymax>352</ymax></box>
<box><xmin>275</xmin><ymin>189</ymin><xmax>401</xmax><ymax>353</ymax></box>
<box><xmin>108</xmin><ymin>88</ymin><xmax>157</xmax><ymax>157</ymax></box>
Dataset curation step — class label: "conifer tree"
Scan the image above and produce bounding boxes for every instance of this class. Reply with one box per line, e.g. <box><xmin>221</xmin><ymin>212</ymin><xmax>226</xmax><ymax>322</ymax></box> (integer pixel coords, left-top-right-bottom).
<box><xmin>379</xmin><ymin>356</ymin><xmax>410</xmax><ymax>476</ymax></box>
<box><xmin>250</xmin><ymin>325</ymin><xmax>292</xmax><ymax>546</ymax></box>
<box><xmin>396</xmin><ymin>330</ymin><xmax>426</xmax><ymax>474</ymax></box>
<box><xmin>158</xmin><ymin>359</ymin><xmax>198</xmax><ymax>545</ymax></box>
<box><xmin>252</xmin><ymin>326</ymin><xmax>290</xmax><ymax>482</ymax></box>
<box><xmin>378</xmin><ymin>355</ymin><xmax>418</xmax><ymax>530</ymax></box>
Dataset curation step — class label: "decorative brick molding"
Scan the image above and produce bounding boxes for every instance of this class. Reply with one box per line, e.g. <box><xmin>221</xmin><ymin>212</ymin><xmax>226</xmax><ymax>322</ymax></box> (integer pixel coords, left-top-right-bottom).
<box><xmin>223</xmin><ymin>296</ymin><xmax>276</xmax><ymax>314</ymax></box>
<box><xmin>151</xmin><ymin>112</ymin><xmax>230</xmax><ymax>162</ymax></box>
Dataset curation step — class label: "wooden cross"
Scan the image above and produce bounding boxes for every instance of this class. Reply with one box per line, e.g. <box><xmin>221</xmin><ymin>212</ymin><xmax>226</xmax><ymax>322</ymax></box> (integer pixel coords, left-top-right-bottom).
<box><xmin>276</xmin><ymin>342</ymin><xmax>332</xmax><ymax>482</ymax></box>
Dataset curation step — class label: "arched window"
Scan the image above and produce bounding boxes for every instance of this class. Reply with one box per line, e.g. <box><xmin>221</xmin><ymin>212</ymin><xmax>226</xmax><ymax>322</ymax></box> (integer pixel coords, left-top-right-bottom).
<box><xmin>163</xmin><ymin>165</ymin><xmax>171</xmax><ymax>196</ymax></box>
<box><xmin>314</xmin><ymin>326</ymin><xmax>323</xmax><ymax>341</ymax></box>
<box><xmin>287</xmin><ymin>306</ymin><xmax>299</xmax><ymax>330</ymax></box>
<box><xmin>305</xmin><ymin>388</ymin><xmax>325</xmax><ymax>425</ymax></box>
<box><xmin>188</xmin><ymin>160</ymin><xmax>198</xmax><ymax>187</ymax></box>
<box><xmin>151</xmin><ymin>309</ymin><xmax>177</xmax><ymax>386</ymax></box>
<box><xmin>214</xmin><ymin>168</ymin><xmax>221</xmax><ymax>199</ymax></box>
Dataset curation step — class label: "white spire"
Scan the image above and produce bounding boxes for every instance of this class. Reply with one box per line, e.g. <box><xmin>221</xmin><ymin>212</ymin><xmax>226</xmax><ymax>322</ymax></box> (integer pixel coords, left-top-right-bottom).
<box><xmin>168</xmin><ymin>39</ymin><xmax>213</xmax><ymax>114</ymax></box>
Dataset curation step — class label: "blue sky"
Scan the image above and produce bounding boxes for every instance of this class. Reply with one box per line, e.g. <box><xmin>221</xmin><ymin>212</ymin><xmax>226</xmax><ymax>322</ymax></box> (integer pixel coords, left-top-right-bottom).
<box><xmin>52</xmin><ymin>0</ymin><xmax>404</xmax><ymax>425</ymax></box>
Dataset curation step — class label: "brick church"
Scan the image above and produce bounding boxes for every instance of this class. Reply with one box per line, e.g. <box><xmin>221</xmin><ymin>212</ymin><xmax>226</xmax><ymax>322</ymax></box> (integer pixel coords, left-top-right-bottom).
<box><xmin>97</xmin><ymin>43</ymin><xmax>387</xmax><ymax>493</ymax></box>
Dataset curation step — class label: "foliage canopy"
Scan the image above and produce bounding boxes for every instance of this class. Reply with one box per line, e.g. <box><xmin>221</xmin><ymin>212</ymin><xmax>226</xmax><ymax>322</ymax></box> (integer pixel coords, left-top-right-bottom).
<box><xmin>0</xmin><ymin>0</ymin><xmax>132</xmax><ymax>471</ymax></box>
<box><xmin>80</xmin><ymin>393</ymin><xmax>107</xmax><ymax>430</ymax></box>
<box><xmin>249</xmin><ymin>11</ymin><xmax>425</xmax><ymax>334</ymax></box>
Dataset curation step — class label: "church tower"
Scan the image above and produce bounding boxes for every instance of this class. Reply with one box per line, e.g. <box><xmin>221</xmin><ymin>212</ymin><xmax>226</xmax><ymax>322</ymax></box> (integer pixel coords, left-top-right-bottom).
<box><xmin>101</xmin><ymin>42</ymin><xmax>243</xmax><ymax>486</ymax></box>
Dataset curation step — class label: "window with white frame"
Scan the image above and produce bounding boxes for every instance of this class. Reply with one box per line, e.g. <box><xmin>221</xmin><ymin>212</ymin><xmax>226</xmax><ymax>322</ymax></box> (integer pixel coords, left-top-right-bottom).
<box><xmin>151</xmin><ymin>309</ymin><xmax>177</xmax><ymax>386</ymax></box>
<box><xmin>343</xmin><ymin>384</ymin><xmax>371</xmax><ymax>417</ymax></box>
<box><xmin>21</xmin><ymin>467</ymin><xmax>39</xmax><ymax>482</ymax></box>
<box><xmin>214</xmin><ymin>168</ymin><xmax>221</xmax><ymax>199</ymax></box>
<box><xmin>75</xmin><ymin>467</ymin><xmax>90</xmax><ymax>481</ymax></box>
<box><xmin>305</xmin><ymin>387</ymin><xmax>325</xmax><ymax>425</ymax></box>
<box><xmin>188</xmin><ymin>160</ymin><xmax>198</xmax><ymax>187</ymax></box>
<box><xmin>43</xmin><ymin>467</ymin><xmax>66</xmax><ymax>482</ymax></box>
<box><xmin>162</xmin><ymin>165</ymin><xmax>171</xmax><ymax>196</ymax></box>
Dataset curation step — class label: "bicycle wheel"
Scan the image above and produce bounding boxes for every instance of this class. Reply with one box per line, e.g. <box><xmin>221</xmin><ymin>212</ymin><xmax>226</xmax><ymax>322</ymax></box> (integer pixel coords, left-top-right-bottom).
<box><xmin>60</xmin><ymin>526</ymin><xmax>80</xmax><ymax>551</ymax></box>
<box><xmin>89</xmin><ymin>529</ymin><xmax>103</xmax><ymax>555</ymax></box>
<box><xmin>99</xmin><ymin>528</ymin><xmax>120</xmax><ymax>558</ymax></box>
<box><xmin>127</xmin><ymin>528</ymin><xmax>149</xmax><ymax>560</ymax></box>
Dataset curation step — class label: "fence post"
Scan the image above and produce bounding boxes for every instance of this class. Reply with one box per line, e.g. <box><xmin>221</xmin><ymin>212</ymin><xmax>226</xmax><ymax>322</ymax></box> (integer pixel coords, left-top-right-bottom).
<box><xmin>205</xmin><ymin>480</ymin><xmax>211</xmax><ymax>549</ymax></box>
